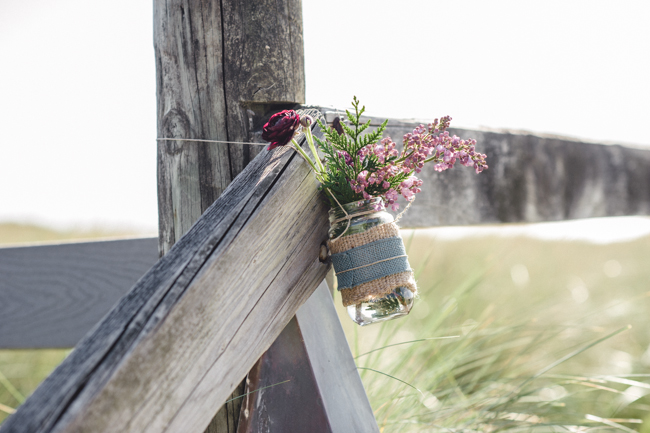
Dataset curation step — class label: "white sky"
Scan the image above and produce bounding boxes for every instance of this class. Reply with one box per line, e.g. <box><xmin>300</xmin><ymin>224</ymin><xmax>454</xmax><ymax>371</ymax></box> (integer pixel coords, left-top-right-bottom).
<box><xmin>1</xmin><ymin>0</ymin><xmax>649</xmax><ymax>239</ymax></box>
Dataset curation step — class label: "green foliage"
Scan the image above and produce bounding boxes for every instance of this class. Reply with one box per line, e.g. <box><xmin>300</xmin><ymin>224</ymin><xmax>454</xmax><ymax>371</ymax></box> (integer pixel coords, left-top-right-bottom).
<box><xmin>2</xmin><ymin>228</ymin><xmax>650</xmax><ymax>430</ymax></box>
<box><xmin>0</xmin><ymin>350</ymin><xmax>70</xmax><ymax>424</ymax></box>
<box><xmin>317</xmin><ymin>96</ymin><xmax>410</xmax><ymax>207</ymax></box>
<box><xmin>333</xmin><ymin>231</ymin><xmax>650</xmax><ymax>432</ymax></box>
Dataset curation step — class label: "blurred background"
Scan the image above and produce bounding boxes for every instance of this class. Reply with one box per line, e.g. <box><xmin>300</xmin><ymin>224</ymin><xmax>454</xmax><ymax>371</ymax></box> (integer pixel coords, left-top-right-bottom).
<box><xmin>1</xmin><ymin>0</ymin><xmax>650</xmax><ymax>430</ymax></box>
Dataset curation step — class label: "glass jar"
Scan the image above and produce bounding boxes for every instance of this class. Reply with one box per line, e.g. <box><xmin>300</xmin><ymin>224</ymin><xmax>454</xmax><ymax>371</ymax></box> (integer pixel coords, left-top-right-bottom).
<box><xmin>328</xmin><ymin>198</ymin><xmax>415</xmax><ymax>326</ymax></box>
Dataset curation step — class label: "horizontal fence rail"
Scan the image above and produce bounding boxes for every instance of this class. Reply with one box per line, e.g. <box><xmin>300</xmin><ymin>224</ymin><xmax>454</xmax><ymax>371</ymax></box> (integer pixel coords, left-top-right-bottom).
<box><xmin>0</xmin><ymin>238</ymin><xmax>158</xmax><ymax>348</ymax></box>
<box><xmin>323</xmin><ymin>111</ymin><xmax>650</xmax><ymax>227</ymax></box>
<box><xmin>2</xmin><ymin>114</ymin><xmax>650</xmax><ymax>350</ymax></box>
<box><xmin>0</xmin><ymin>121</ymin><xmax>331</xmax><ymax>433</ymax></box>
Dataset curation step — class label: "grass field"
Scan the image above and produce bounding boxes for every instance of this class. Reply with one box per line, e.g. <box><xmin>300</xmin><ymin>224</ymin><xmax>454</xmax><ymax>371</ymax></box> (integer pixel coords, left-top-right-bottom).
<box><xmin>0</xmin><ymin>222</ymin><xmax>151</xmax><ymax>247</ymax></box>
<box><xmin>334</xmin><ymin>228</ymin><xmax>650</xmax><ymax>431</ymax></box>
<box><xmin>1</xmin><ymin>222</ymin><xmax>649</xmax><ymax>430</ymax></box>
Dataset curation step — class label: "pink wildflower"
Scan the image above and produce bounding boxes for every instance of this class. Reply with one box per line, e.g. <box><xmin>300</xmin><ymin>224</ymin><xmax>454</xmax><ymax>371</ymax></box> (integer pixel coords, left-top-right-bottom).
<box><xmin>433</xmin><ymin>163</ymin><xmax>450</xmax><ymax>172</ymax></box>
<box><xmin>401</xmin><ymin>187</ymin><xmax>414</xmax><ymax>201</ymax></box>
<box><xmin>337</xmin><ymin>150</ymin><xmax>353</xmax><ymax>166</ymax></box>
<box><xmin>316</xmin><ymin>102</ymin><xmax>486</xmax><ymax>210</ymax></box>
<box><xmin>384</xmin><ymin>188</ymin><xmax>400</xmax><ymax>211</ymax></box>
<box><xmin>398</xmin><ymin>176</ymin><xmax>422</xmax><ymax>202</ymax></box>
<box><xmin>373</xmin><ymin>138</ymin><xmax>399</xmax><ymax>163</ymax></box>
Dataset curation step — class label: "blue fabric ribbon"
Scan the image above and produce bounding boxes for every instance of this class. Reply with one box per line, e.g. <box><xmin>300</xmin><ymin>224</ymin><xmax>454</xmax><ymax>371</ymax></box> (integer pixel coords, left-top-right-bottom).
<box><xmin>331</xmin><ymin>236</ymin><xmax>411</xmax><ymax>291</ymax></box>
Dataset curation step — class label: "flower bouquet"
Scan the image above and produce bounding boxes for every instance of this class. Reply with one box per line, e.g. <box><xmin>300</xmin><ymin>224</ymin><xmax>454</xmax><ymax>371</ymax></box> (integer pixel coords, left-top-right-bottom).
<box><xmin>262</xmin><ymin>97</ymin><xmax>487</xmax><ymax>326</ymax></box>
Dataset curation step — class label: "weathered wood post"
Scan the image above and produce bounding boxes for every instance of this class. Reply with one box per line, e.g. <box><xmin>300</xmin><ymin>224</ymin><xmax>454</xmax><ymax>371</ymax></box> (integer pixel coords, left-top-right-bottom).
<box><xmin>155</xmin><ymin>0</ymin><xmax>305</xmax><ymax>255</ymax></box>
<box><xmin>154</xmin><ymin>1</ymin><xmax>332</xmax><ymax>431</ymax></box>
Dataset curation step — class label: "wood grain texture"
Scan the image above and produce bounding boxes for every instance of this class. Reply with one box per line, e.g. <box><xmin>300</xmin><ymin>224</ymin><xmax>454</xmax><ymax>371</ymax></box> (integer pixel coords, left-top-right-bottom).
<box><xmin>321</xmin><ymin>110</ymin><xmax>650</xmax><ymax>227</ymax></box>
<box><xmin>0</xmin><ymin>123</ymin><xmax>329</xmax><ymax>433</ymax></box>
<box><xmin>237</xmin><ymin>313</ymin><xmax>333</xmax><ymax>433</ymax></box>
<box><xmin>203</xmin><ymin>383</ymin><xmax>246</xmax><ymax>433</ymax></box>
<box><xmin>221</xmin><ymin>0</ymin><xmax>305</xmax><ymax>178</ymax></box>
<box><xmin>155</xmin><ymin>0</ymin><xmax>231</xmax><ymax>255</ymax></box>
<box><xmin>156</xmin><ymin>2</ymin><xmax>305</xmax><ymax>429</ymax></box>
<box><xmin>295</xmin><ymin>282</ymin><xmax>379</xmax><ymax>433</ymax></box>
<box><xmin>155</xmin><ymin>0</ymin><xmax>238</xmax><ymax>425</ymax></box>
<box><xmin>155</xmin><ymin>0</ymin><xmax>306</xmax><ymax>256</ymax></box>
<box><xmin>0</xmin><ymin>238</ymin><xmax>158</xmax><ymax>349</ymax></box>
<box><xmin>237</xmin><ymin>281</ymin><xmax>379</xmax><ymax>433</ymax></box>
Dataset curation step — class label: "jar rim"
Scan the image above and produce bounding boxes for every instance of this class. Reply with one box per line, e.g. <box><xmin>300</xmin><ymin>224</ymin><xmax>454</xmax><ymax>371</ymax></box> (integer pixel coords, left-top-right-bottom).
<box><xmin>328</xmin><ymin>197</ymin><xmax>385</xmax><ymax>221</ymax></box>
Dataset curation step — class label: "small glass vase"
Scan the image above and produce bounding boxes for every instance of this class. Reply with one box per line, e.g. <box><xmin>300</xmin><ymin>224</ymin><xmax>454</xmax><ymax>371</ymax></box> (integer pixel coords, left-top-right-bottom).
<box><xmin>328</xmin><ymin>198</ymin><xmax>415</xmax><ymax>326</ymax></box>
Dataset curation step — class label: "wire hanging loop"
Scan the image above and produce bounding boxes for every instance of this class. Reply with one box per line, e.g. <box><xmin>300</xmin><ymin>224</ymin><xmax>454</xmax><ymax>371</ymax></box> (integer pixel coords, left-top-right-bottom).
<box><xmin>156</xmin><ymin>138</ymin><xmax>266</xmax><ymax>146</ymax></box>
<box><xmin>393</xmin><ymin>197</ymin><xmax>415</xmax><ymax>224</ymax></box>
<box><xmin>328</xmin><ymin>193</ymin><xmax>353</xmax><ymax>243</ymax></box>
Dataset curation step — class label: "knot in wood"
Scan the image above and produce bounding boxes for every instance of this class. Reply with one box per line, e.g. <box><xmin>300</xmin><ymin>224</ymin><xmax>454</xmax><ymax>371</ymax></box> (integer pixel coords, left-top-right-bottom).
<box><xmin>319</xmin><ymin>243</ymin><xmax>330</xmax><ymax>263</ymax></box>
<box><xmin>161</xmin><ymin>109</ymin><xmax>191</xmax><ymax>155</ymax></box>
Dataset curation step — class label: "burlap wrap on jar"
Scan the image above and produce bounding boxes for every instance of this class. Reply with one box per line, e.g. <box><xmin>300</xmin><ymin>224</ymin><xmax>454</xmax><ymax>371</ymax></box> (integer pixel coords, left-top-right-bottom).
<box><xmin>328</xmin><ymin>222</ymin><xmax>417</xmax><ymax>307</ymax></box>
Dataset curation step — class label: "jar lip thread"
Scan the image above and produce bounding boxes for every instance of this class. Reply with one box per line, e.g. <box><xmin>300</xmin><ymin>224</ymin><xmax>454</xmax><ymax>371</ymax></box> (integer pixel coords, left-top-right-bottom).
<box><xmin>328</xmin><ymin>198</ymin><xmax>385</xmax><ymax>222</ymax></box>
<box><xmin>328</xmin><ymin>198</ymin><xmax>393</xmax><ymax>240</ymax></box>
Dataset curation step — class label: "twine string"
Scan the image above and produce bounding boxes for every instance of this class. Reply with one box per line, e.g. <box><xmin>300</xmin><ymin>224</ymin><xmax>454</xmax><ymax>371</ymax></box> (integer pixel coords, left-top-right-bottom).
<box><xmin>328</xmin><ymin>193</ymin><xmax>352</xmax><ymax>243</ymax></box>
<box><xmin>331</xmin><ymin>210</ymin><xmax>377</xmax><ymax>225</ymax></box>
<box><xmin>157</xmin><ymin>138</ymin><xmax>266</xmax><ymax>146</ymax></box>
<box><xmin>394</xmin><ymin>197</ymin><xmax>415</xmax><ymax>224</ymax></box>
<box><xmin>331</xmin><ymin>197</ymin><xmax>415</xmax><ymax>243</ymax></box>
<box><xmin>335</xmin><ymin>255</ymin><xmax>408</xmax><ymax>276</ymax></box>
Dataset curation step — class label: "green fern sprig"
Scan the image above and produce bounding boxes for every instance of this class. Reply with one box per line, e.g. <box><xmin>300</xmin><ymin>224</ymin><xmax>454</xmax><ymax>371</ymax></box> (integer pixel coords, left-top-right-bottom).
<box><xmin>262</xmin><ymin>97</ymin><xmax>485</xmax><ymax>212</ymax></box>
<box><xmin>315</xmin><ymin>97</ymin><xmax>391</xmax><ymax>207</ymax></box>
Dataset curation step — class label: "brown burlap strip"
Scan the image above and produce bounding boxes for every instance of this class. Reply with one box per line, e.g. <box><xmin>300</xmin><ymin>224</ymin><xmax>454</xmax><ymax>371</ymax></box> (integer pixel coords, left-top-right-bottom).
<box><xmin>340</xmin><ymin>271</ymin><xmax>417</xmax><ymax>307</ymax></box>
<box><xmin>329</xmin><ymin>221</ymin><xmax>417</xmax><ymax>306</ymax></box>
<box><xmin>328</xmin><ymin>222</ymin><xmax>400</xmax><ymax>254</ymax></box>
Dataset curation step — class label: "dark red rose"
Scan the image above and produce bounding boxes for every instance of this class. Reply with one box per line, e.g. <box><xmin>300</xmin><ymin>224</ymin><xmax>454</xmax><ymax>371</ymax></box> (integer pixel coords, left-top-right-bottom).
<box><xmin>262</xmin><ymin>110</ymin><xmax>301</xmax><ymax>150</ymax></box>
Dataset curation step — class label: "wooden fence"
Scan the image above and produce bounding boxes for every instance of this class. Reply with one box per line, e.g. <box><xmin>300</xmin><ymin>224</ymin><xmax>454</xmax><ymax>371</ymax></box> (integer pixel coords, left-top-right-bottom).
<box><xmin>2</xmin><ymin>115</ymin><xmax>650</xmax><ymax>432</ymax></box>
<box><xmin>2</xmin><ymin>0</ymin><xmax>650</xmax><ymax>431</ymax></box>
<box><xmin>3</xmin><ymin>117</ymin><xmax>650</xmax><ymax>351</ymax></box>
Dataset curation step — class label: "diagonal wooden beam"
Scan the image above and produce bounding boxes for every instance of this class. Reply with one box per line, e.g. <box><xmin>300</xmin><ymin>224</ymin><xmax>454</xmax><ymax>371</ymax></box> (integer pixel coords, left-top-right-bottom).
<box><xmin>332</xmin><ymin>111</ymin><xmax>650</xmax><ymax>227</ymax></box>
<box><xmin>0</xmin><ymin>131</ymin><xmax>329</xmax><ymax>433</ymax></box>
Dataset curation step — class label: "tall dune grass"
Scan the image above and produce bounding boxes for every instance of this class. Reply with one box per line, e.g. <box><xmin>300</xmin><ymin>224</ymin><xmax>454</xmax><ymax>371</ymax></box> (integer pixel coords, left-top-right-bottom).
<box><xmin>2</xmin><ymin>223</ymin><xmax>650</xmax><ymax>430</ymax></box>
<box><xmin>333</xmin><ymin>229</ymin><xmax>650</xmax><ymax>432</ymax></box>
